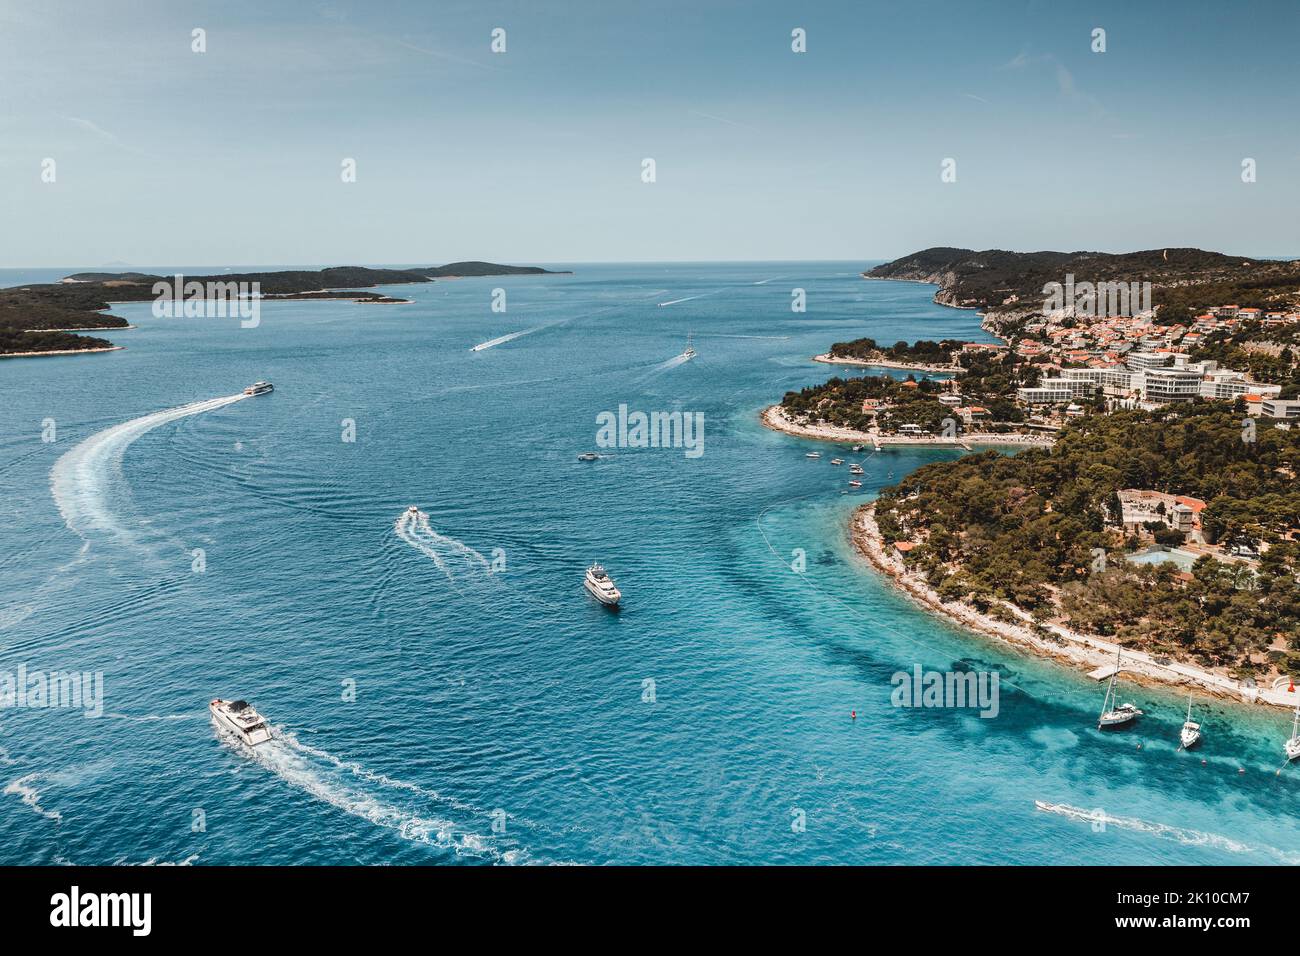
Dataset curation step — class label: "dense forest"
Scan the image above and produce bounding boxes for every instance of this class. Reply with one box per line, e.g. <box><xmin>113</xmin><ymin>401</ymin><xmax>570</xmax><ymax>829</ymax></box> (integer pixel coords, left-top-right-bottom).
<box><xmin>873</xmin><ymin>405</ymin><xmax>1300</xmax><ymax>675</ymax></box>
<box><xmin>827</xmin><ymin>336</ymin><xmax>966</xmax><ymax>366</ymax></box>
<box><xmin>782</xmin><ymin>350</ymin><xmax>1034</xmax><ymax>432</ymax></box>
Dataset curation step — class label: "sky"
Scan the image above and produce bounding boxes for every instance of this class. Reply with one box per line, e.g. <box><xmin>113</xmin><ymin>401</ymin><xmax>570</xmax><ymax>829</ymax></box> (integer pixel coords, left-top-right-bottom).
<box><xmin>0</xmin><ymin>0</ymin><xmax>1297</xmax><ymax>267</ymax></box>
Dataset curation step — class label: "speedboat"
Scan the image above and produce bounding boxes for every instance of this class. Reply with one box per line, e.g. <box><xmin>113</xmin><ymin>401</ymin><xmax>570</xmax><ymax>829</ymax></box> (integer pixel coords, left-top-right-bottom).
<box><xmin>848</xmin><ymin>480</ymin><xmax>862</xmax><ymax>488</ymax></box>
<box><xmin>406</xmin><ymin>505</ymin><xmax>420</xmax><ymax>517</ymax></box>
<box><xmin>805</xmin><ymin>452</ymin><xmax>821</xmax><ymax>459</ymax></box>
<box><xmin>849</xmin><ymin>464</ymin><xmax>864</xmax><ymax>475</ymax></box>
<box><xmin>830</xmin><ymin>458</ymin><xmax>844</xmax><ymax>466</ymax></box>
<box><xmin>210</xmin><ymin>698</ymin><xmax>273</xmax><ymax>747</ymax></box>
<box><xmin>1097</xmin><ymin>648</ymin><xmax>1143</xmax><ymax>729</ymax></box>
<box><xmin>851</xmin><ymin>444</ymin><xmax>864</xmax><ymax>452</ymax></box>
<box><xmin>1178</xmin><ymin>693</ymin><xmax>1201</xmax><ymax>750</ymax></box>
<box><xmin>584</xmin><ymin>563</ymin><xmax>621</xmax><ymax>607</ymax></box>
<box><xmin>577</xmin><ymin>452</ymin><xmax>600</xmax><ymax>461</ymax></box>
<box><xmin>243</xmin><ymin>381</ymin><xmax>273</xmax><ymax>396</ymax></box>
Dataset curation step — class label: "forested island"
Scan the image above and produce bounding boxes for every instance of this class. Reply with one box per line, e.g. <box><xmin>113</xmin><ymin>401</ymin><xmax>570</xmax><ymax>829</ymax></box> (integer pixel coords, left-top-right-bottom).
<box><xmin>1</xmin><ymin>262</ymin><xmax>568</xmax><ymax>356</ymax></box>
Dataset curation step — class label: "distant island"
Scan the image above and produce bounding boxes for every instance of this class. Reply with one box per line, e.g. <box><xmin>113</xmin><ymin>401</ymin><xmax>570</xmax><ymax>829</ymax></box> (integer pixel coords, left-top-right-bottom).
<box><xmin>765</xmin><ymin>245</ymin><xmax>1300</xmax><ymax>706</ymax></box>
<box><xmin>0</xmin><ymin>262</ymin><xmax>570</xmax><ymax>357</ymax></box>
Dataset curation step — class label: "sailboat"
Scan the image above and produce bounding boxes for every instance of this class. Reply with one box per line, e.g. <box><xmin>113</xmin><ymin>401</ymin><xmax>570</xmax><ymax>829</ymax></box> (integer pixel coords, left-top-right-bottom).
<box><xmin>1097</xmin><ymin>647</ymin><xmax>1143</xmax><ymax>729</ymax></box>
<box><xmin>681</xmin><ymin>333</ymin><xmax>697</xmax><ymax>361</ymax></box>
<box><xmin>1178</xmin><ymin>692</ymin><xmax>1201</xmax><ymax>750</ymax></box>
<box><xmin>1285</xmin><ymin>705</ymin><xmax>1300</xmax><ymax>762</ymax></box>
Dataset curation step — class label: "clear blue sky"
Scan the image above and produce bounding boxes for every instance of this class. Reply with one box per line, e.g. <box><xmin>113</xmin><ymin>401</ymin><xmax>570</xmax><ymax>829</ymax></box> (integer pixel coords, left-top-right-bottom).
<box><xmin>1</xmin><ymin>0</ymin><xmax>1297</xmax><ymax>266</ymax></box>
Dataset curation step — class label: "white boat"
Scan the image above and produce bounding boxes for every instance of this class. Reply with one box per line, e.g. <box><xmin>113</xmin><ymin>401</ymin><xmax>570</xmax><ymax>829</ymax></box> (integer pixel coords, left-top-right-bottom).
<box><xmin>849</xmin><ymin>464</ymin><xmax>864</xmax><ymax>475</ymax></box>
<box><xmin>848</xmin><ymin>480</ymin><xmax>862</xmax><ymax>488</ymax></box>
<box><xmin>1178</xmin><ymin>692</ymin><xmax>1201</xmax><ymax>750</ymax></box>
<box><xmin>830</xmin><ymin>458</ymin><xmax>844</xmax><ymax>466</ymax></box>
<box><xmin>577</xmin><ymin>452</ymin><xmax>599</xmax><ymax>461</ymax></box>
<box><xmin>1286</xmin><ymin>705</ymin><xmax>1300</xmax><ymax>762</ymax></box>
<box><xmin>210</xmin><ymin>698</ymin><xmax>273</xmax><ymax>746</ymax></box>
<box><xmin>681</xmin><ymin>333</ymin><xmax>696</xmax><ymax>360</ymax></box>
<box><xmin>243</xmin><ymin>381</ymin><xmax>273</xmax><ymax>396</ymax></box>
<box><xmin>805</xmin><ymin>452</ymin><xmax>821</xmax><ymax>459</ymax></box>
<box><xmin>584</xmin><ymin>563</ymin><xmax>621</xmax><ymax>607</ymax></box>
<box><xmin>851</xmin><ymin>444</ymin><xmax>864</xmax><ymax>452</ymax></box>
<box><xmin>1097</xmin><ymin>648</ymin><xmax>1143</xmax><ymax>729</ymax></box>
<box><xmin>406</xmin><ymin>505</ymin><xmax>420</xmax><ymax>517</ymax></box>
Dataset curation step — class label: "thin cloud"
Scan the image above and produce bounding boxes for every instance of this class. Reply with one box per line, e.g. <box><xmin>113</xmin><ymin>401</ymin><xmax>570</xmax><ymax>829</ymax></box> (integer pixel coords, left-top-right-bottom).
<box><xmin>687</xmin><ymin>109</ymin><xmax>759</xmax><ymax>131</ymax></box>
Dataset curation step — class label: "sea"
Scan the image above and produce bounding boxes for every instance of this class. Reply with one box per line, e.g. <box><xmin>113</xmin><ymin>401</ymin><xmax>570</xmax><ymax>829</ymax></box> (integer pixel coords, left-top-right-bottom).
<box><xmin>1</xmin><ymin>261</ymin><xmax>1297</xmax><ymax>865</ymax></box>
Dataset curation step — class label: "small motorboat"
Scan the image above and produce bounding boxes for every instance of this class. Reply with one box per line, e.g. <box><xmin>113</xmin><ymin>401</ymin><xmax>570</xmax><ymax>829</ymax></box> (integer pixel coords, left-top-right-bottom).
<box><xmin>830</xmin><ymin>458</ymin><xmax>844</xmax><ymax>466</ymax></box>
<box><xmin>849</xmin><ymin>464</ymin><xmax>864</xmax><ymax>475</ymax></box>
<box><xmin>851</xmin><ymin>444</ymin><xmax>864</xmax><ymax>452</ymax></box>
<box><xmin>243</xmin><ymin>381</ymin><xmax>273</xmax><ymax>396</ymax></box>
<box><xmin>577</xmin><ymin>452</ymin><xmax>600</xmax><ymax>461</ymax></box>
<box><xmin>848</xmin><ymin>480</ymin><xmax>862</xmax><ymax>488</ymax></box>
<box><xmin>406</xmin><ymin>505</ymin><xmax>420</xmax><ymax>517</ymax></box>
<box><xmin>210</xmin><ymin>698</ymin><xmax>273</xmax><ymax>747</ymax></box>
<box><xmin>805</xmin><ymin>452</ymin><xmax>821</xmax><ymax>459</ymax></box>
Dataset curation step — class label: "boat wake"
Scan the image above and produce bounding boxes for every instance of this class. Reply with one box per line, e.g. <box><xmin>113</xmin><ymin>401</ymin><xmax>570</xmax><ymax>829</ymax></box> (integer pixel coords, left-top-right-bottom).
<box><xmin>394</xmin><ymin>509</ymin><xmax>494</xmax><ymax>591</ymax></box>
<box><xmin>224</xmin><ymin>727</ymin><xmax>533</xmax><ymax>864</ymax></box>
<box><xmin>50</xmin><ymin>393</ymin><xmax>248</xmax><ymax>546</ymax></box>
<box><xmin>1033</xmin><ymin>800</ymin><xmax>1300</xmax><ymax>863</ymax></box>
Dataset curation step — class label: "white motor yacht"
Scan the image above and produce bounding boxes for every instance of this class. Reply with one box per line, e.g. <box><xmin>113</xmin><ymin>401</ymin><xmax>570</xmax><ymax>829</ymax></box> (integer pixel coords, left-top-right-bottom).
<box><xmin>243</xmin><ymin>381</ymin><xmax>273</xmax><ymax>396</ymax></box>
<box><xmin>584</xmin><ymin>563</ymin><xmax>621</xmax><ymax>607</ymax></box>
<box><xmin>210</xmin><ymin>698</ymin><xmax>273</xmax><ymax>746</ymax></box>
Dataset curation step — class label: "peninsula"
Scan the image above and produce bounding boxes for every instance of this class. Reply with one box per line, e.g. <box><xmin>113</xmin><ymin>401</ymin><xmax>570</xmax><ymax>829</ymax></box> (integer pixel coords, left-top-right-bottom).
<box><xmin>766</xmin><ymin>246</ymin><xmax>1300</xmax><ymax>704</ymax></box>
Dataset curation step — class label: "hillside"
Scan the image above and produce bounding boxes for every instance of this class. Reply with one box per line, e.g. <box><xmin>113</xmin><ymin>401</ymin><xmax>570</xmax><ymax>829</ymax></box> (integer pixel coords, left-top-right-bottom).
<box><xmin>865</xmin><ymin>247</ymin><xmax>1300</xmax><ymax>332</ymax></box>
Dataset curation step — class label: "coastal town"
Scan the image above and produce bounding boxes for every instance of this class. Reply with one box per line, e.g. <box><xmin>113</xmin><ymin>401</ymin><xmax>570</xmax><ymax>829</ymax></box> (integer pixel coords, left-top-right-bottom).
<box><xmin>766</xmin><ymin>249</ymin><xmax>1300</xmax><ymax>713</ymax></box>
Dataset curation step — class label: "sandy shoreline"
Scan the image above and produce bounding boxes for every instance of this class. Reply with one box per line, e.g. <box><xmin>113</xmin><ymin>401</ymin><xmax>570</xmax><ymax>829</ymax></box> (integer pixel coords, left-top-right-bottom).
<box><xmin>0</xmin><ymin>345</ymin><xmax>124</xmax><ymax>359</ymax></box>
<box><xmin>813</xmin><ymin>353</ymin><xmax>964</xmax><ymax>375</ymax></box>
<box><xmin>850</xmin><ymin>501</ymin><xmax>1298</xmax><ymax>712</ymax></box>
<box><xmin>760</xmin><ymin>404</ymin><xmax>1055</xmax><ymax>449</ymax></box>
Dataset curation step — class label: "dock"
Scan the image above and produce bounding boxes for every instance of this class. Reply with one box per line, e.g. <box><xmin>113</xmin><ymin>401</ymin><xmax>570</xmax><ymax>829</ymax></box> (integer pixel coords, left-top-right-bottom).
<box><xmin>1088</xmin><ymin>664</ymin><xmax>1119</xmax><ymax>681</ymax></box>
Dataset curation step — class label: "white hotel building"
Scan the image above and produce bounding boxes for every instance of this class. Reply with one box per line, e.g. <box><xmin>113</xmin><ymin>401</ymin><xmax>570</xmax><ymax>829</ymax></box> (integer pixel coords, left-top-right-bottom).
<box><xmin>1017</xmin><ymin>351</ymin><xmax>1281</xmax><ymax>406</ymax></box>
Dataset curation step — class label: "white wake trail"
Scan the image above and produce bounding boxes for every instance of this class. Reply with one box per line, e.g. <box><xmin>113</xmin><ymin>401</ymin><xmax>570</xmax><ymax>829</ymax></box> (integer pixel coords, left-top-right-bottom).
<box><xmin>50</xmin><ymin>393</ymin><xmax>248</xmax><ymax>544</ymax></box>
<box><xmin>1033</xmin><ymin>800</ymin><xmax>1298</xmax><ymax>863</ymax></box>
<box><xmin>394</xmin><ymin>510</ymin><xmax>493</xmax><ymax>589</ymax></box>
<box><xmin>222</xmin><ymin>727</ymin><xmax>525</xmax><ymax>863</ymax></box>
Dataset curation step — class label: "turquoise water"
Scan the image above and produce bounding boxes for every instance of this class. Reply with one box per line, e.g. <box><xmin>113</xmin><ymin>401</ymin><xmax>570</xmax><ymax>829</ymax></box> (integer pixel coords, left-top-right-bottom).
<box><xmin>2</xmin><ymin>262</ymin><xmax>1298</xmax><ymax>865</ymax></box>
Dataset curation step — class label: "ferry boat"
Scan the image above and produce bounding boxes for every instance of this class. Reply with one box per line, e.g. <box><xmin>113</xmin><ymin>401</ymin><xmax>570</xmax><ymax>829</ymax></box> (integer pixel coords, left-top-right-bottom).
<box><xmin>1097</xmin><ymin>649</ymin><xmax>1143</xmax><ymax>729</ymax></box>
<box><xmin>209</xmin><ymin>698</ymin><xmax>273</xmax><ymax>747</ymax></box>
<box><xmin>584</xmin><ymin>563</ymin><xmax>621</xmax><ymax>607</ymax></box>
<box><xmin>243</xmin><ymin>381</ymin><xmax>274</xmax><ymax>396</ymax></box>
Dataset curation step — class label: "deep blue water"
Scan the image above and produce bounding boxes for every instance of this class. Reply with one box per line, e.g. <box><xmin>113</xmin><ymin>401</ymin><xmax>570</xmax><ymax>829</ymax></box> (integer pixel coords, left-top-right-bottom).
<box><xmin>1</xmin><ymin>262</ymin><xmax>1298</xmax><ymax>865</ymax></box>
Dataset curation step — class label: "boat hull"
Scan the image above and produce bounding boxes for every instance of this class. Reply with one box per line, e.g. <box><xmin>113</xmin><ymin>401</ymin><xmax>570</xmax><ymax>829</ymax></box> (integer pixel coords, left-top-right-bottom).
<box><xmin>584</xmin><ymin>579</ymin><xmax>620</xmax><ymax>606</ymax></box>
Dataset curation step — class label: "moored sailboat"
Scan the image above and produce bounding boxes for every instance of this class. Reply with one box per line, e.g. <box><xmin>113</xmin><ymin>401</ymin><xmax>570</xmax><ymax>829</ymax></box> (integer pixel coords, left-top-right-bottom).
<box><xmin>1098</xmin><ymin>647</ymin><xmax>1143</xmax><ymax>730</ymax></box>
